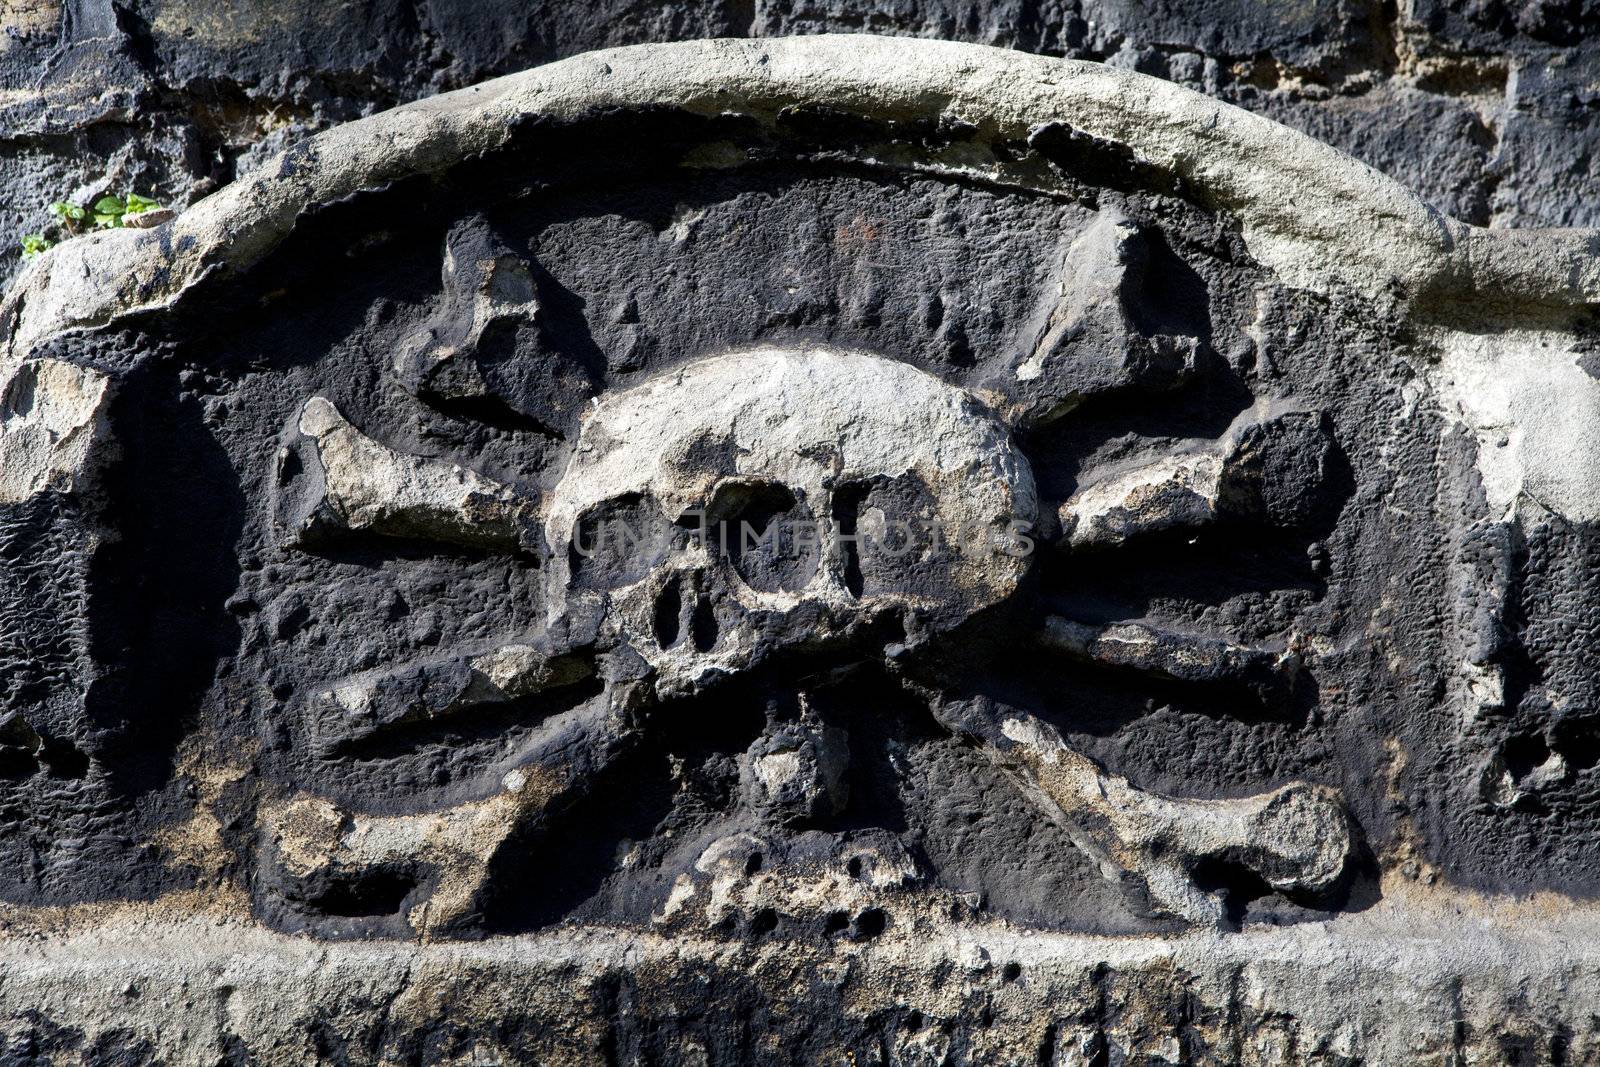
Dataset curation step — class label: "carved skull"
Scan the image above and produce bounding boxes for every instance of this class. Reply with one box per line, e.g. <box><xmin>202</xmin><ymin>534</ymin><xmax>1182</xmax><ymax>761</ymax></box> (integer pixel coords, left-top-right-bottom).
<box><xmin>543</xmin><ymin>345</ymin><xmax>1038</xmax><ymax>692</ymax></box>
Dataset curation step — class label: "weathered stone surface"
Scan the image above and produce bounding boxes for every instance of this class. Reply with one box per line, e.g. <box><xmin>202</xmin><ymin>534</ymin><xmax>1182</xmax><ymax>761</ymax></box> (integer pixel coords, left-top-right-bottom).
<box><xmin>2</xmin><ymin>31</ymin><xmax>1600</xmax><ymax>1062</ymax></box>
<box><xmin>285</xmin><ymin>395</ymin><xmax>541</xmax><ymax>551</ymax></box>
<box><xmin>1</xmin><ymin>897</ymin><xmax>1598</xmax><ymax>1064</ymax></box>
<box><xmin>6</xmin><ymin>0</ymin><xmax>1600</xmax><ymax>296</ymax></box>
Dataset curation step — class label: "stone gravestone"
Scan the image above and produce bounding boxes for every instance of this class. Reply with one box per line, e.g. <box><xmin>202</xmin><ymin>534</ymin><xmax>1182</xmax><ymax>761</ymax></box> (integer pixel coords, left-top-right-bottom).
<box><xmin>2</xmin><ymin>34</ymin><xmax>1599</xmax><ymax>1064</ymax></box>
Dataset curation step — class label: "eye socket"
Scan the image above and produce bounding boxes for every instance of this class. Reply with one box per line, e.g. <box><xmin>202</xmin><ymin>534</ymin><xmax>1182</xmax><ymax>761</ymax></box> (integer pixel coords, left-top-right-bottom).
<box><xmin>568</xmin><ymin>493</ymin><xmax>679</xmax><ymax>591</ymax></box>
<box><xmin>831</xmin><ymin>474</ymin><xmax>944</xmax><ymax>600</ymax></box>
<box><xmin>704</xmin><ymin>479</ymin><xmax>819</xmax><ymax>594</ymax></box>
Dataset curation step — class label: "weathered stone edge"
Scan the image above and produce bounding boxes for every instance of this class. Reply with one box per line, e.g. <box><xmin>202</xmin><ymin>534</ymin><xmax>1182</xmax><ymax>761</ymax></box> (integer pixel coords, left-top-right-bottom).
<box><xmin>4</xmin><ymin>35</ymin><xmax>1595</xmax><ymax>364</ymax></box>
<box><xmin>3</xmin><ymin>904</ymin><xmax>1595</xmax><ymax>1064</ymax></box>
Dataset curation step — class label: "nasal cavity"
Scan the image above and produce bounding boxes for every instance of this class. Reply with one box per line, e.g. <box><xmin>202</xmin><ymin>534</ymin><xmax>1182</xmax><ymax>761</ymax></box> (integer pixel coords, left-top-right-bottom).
<box><xmin>831</xmin><ymin>483</ymin><xmax>867</xmax><ymax>599</ymax></box>
<box><xmin>653</xmin><ymin>576</ymin><xmax>682</xmax><ymax>649</ymax></box>
<box><xmin>690</xmin><ymin>596</ymin><xmax>718</xmax><ymax>653</ymax></box>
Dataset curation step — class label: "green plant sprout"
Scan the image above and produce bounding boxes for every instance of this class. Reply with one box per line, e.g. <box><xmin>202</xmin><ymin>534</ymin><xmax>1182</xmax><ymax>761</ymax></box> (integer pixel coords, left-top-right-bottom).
<box><xmin>21</xmin><ymin>192</ymin><xmax>165</xmax><ymax>259</ymax></box>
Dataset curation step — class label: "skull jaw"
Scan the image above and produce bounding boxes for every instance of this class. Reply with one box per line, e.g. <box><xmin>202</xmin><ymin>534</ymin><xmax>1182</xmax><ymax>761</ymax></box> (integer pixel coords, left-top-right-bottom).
<box><xmin>567</xmin><ymin>573</ymin><xmax>951</xmax><ymax>700</ymax></box>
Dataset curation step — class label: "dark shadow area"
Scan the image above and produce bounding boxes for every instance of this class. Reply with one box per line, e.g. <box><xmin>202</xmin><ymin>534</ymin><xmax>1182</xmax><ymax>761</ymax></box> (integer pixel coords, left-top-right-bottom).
<box><xmin>1037</xmin><ymin>524</ymin><xmax>1325</xmax><ymax>616</ymax></box>
<box><xmin>83</xmin><ymin>364</ymin><xmax>244</xmax><ymax>798</ymax></box>
<box><xmin>478</xmin><ymin>678</ymin><xmax>767</xmax><ymax>933</ymax></box>
<box><xmin>1020</xmin><ymin>367</ymin><xmax>1254</xmax><ymax>502</ymax></box>
<box><xmin>318</xmin><ymin>675</ymin><xmax>605</xmax><ymax>763</ymax></box>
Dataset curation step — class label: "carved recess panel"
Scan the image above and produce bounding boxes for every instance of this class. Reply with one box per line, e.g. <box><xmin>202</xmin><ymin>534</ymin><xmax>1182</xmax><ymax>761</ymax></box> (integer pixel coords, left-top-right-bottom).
<box><xmin>3</xmin><ymin>35</ymin><xmax>1600</xmax><ymax>1060</ymax></box>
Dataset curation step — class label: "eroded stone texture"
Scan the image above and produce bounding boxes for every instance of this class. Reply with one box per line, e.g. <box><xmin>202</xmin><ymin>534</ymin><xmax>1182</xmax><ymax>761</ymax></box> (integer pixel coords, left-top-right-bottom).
<box><xmin>1</xmin><ymin>34</ymin><xmax>1599</xmax><ymax>1063</ymax></box>
<box><xmin>5</xmin><ymin>0</ymin><xmax>1600</xmax><ymax>297</ymax></box>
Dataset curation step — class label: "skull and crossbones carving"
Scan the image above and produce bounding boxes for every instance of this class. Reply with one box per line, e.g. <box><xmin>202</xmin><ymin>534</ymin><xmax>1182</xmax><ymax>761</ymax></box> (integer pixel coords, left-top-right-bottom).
<box><xmin>264</xmin><ymin>333</ymin><xmax>1352</xmax><ymax>936</ymax></box>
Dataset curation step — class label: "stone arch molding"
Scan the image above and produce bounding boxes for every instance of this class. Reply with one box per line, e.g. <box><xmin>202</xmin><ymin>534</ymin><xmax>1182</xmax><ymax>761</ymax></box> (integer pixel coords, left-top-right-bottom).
<box><xmin>1</xmin><ymin>33</ymin><xmax>1600</xmax><ymax>1062</ymax></box>
<box><xmin>5</xmin><ymin>34</ymin><xmax>1600</xmax><ymax>329</ymax></box>
<box><xmin>5</xmin><ymin>35</ymin><xmax>1597</xmax><ymax>523</ymax></box>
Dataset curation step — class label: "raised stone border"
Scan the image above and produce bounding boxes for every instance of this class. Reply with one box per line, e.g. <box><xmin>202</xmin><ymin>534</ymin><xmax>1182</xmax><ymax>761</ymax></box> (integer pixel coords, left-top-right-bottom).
<box><xmin>6</xmin><ymin>34</ymin><xmax>1600</xmax><ymax>365</ymax></box>
<box><xmin>3</xmin><ymin>888</ymin><xmax>1594</xmax><ymax>1063</ymax></box>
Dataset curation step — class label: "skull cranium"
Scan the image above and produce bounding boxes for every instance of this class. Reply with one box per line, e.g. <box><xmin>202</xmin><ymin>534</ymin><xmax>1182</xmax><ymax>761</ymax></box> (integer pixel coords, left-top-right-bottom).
<box><xmin>543</xmin><ymin>345</ymin><xmax>1038</xmax><ymax>692</ymax></box>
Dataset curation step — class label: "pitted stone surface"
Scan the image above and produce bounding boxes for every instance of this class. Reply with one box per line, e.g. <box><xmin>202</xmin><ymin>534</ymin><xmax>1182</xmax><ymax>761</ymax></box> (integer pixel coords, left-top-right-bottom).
<box><xmin>0</xmin><ymin>33</ymin><xmax>1598</xmax><ymax>1061</ymax></box>
<box><xmin>6</xmin><ymin>0</ymin><xmax>1600</xmax><ymax>296</ymax></box>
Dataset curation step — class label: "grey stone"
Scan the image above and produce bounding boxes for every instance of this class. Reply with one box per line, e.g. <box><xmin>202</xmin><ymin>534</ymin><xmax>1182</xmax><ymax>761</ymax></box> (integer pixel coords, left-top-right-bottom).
<box><xmin>743</xmin><ymin>716</ymin><xmax>852</xmax><ymax>824</ymax></box>
<box><xmin>284</xmin><ymin>396</ymin><xmax>541</xmax><ymax>551</ymax></box>
<box><xmin>7</xmin><ymin>0</ymin><xmax>1600</xmax><ymax>295</ymax></box>
<box><xmin>2</xmin><ymin>31</ymin><xmax>1600</xmax><ymax>1061</ymax></box>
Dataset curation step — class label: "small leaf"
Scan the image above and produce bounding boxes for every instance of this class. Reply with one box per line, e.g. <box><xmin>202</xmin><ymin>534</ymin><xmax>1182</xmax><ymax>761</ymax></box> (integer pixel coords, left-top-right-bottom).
<box><xmin>20</xmin><ymin>234</ymin><xmax>51</xmax><ymax>258</ymax></box>
<box><xmin>93</xmin><ymin>195</ymin><xmax>125</xmax><ymax>215</ymax></box>
<box><xmin>124</xmin><ymin>193</ymin><xmax>161</xmax><ymax>214</ymax></box>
